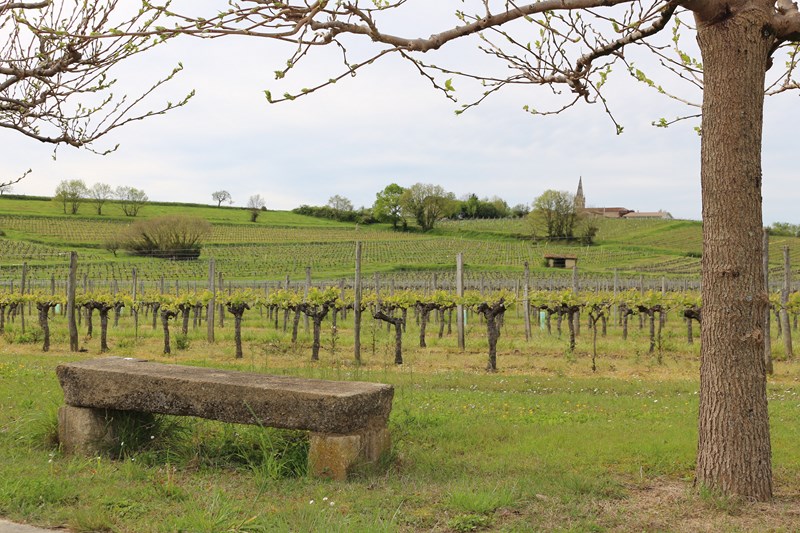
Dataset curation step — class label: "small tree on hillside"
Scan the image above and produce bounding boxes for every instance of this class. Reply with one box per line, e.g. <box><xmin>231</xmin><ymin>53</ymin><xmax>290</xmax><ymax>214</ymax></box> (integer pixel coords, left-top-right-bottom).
<box><xmin>401</xmin><ymin>183</ymin><xmax>456</xmax><ymax>231</ymax></box>
<box><xmin>89</xmin><ymin>183</ymin><xmax>114</xmax><ymax>215</ymax></box>
<box><xmin>212</xmin><ymin>190</ymin><xmax>232</xmax><ymax>207</ymax></box>
<box><xmin>53</xmin><ymin>179</ymin><xmax>88</xmax><ymax>215</ymax></box>
<box><xmin>373</xmin><ymin>183</ymin><xmax>406</xmax><ymax>229</ymax></box>
<box><xmin>115</xmin><ymin>186</ymin><xmax>148</xmax><ymax>216</ymax></box>
<box><xmin>247</xmin><ymin>194</ymin><xmax>266</xmax><ymax>222</ymax></box>
<box><xmin>327</xmin><ymin>194</ymin><xmax>354</xmax><ymax>216</ymax></box>
<box><xmin>530</xmin><ymin>190</ymin><xmax>579</xmax><ymax>241</ymax></box>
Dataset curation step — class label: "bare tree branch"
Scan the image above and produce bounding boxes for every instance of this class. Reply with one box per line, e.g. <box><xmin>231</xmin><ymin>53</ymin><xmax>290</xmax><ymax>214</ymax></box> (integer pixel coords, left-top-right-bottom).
<box><xmin>1</xmin><ymin>0</ymin><xmax>192</xmax><ymax>153</ymax></box>
<box><xmin>0</xmin><ymin>167</ymin><xmax>30</xmax><ymax>190</ymax></box>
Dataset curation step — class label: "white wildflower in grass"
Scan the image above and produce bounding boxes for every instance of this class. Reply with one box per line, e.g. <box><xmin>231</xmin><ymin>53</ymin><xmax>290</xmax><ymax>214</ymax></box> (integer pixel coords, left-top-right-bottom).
<box><xmin>322</xmin><ymin>497</ymin><xmax>328</xmax><ymax>501</ymax></box>
<box><xmin>309</xmin><ymin>500</ymin><xmax>314</xmax><ymax>505</ymax></box>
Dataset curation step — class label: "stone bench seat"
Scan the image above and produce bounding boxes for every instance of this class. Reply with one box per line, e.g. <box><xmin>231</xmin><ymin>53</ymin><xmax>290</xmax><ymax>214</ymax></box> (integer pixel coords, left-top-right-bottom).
<box><xmin>56</xmin><ymin>357</ymin><xmax>393</xmax><ymax>480</ymax></box>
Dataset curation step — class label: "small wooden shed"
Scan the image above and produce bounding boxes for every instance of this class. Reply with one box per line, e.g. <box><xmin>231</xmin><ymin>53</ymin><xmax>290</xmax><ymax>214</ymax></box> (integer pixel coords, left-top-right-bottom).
<box><xmin>544</xmin><ymin>254</ymin><xmax>578</xmax><ymax>269</ymax></box>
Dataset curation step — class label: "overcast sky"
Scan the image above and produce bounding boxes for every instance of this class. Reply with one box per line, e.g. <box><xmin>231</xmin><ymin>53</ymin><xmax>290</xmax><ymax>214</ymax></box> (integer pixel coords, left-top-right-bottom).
<box><xmin>2</xmin><ymin>3</ymin><xmax>798</xmax><ymax>224</ymax></box>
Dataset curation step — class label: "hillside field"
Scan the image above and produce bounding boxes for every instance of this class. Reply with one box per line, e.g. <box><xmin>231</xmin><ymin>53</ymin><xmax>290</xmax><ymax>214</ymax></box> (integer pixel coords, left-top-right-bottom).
<box><xmin>2</xmin><ymin>194</ymin><xmax>799</xmax><ymax>288</ymax></box>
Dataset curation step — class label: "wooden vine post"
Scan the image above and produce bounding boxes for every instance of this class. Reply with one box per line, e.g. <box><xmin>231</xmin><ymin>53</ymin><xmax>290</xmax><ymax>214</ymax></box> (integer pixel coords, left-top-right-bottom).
<box><xmin>764</xmin><ymin>229</ymin><xmax>772</xmax><ymax>374</ymax></box>
<box><xmin>67</xmin><ymin>252</ymin><xmax>79</xmax><ymax>352</ymax></box>
<box><xmin>207</xmin><ymin>259</ymin><xmax>215</xmax><ymax>343</ymax></box>
<box><xmin>354</xmin><ymin>242</ymin><xmax>362</xmax><ymax>363</ymax></box>
<box><xmin>781</xmin><ymin>246</ymin><xmax>793</xmax><ymax>358</ymax></box>
<box><xmin>523</xmin><ymin>262</ymin><xmax>531</xmax><ymax>342</ymax></box>
<box><xmin>456</xmin><ymin>253</ymin><xmax>465</xmax><ymax>351</ymax></box>
<box><xmin>304</xmin><ymin>266</ymin><xmax>311</xmax><ymax>332</ymax></box>
<box><xmin>132</xmin><ymin>268</ymin><xmax>139</xmax><ymax>341</ymax></box>
<box><xmin>20</xmin><ymin>262</ymin><xmax>26</xmax><ymax>334</ymax></box>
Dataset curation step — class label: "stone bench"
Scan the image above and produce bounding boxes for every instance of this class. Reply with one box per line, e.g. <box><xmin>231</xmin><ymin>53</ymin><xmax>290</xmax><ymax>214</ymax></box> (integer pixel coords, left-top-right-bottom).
<box><xmin>56</xmin><ymin>357</ymin><xmax>393</xmax><ymax>480</ymax></box>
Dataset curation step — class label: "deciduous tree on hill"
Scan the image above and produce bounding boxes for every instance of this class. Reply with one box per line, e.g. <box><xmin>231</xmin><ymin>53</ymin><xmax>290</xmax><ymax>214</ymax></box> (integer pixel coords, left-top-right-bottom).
<box><xmin>401</xmin><ymin>183</ymin><xmax>456</xmax><ymax>232</ymax></box>
<box><xmin>212</xmin><ymin>190</ymin><xmax>233</xmax><ymax>207</ymax></box>
<box><xmin>115</xmin><ymin>186</ymin><xmax>148</xmax><ymax>217</ymax></box>
<box><xmin>327</xmin><ymin>194</ymin><xmax>354</xmax><ymax>216</ymax></box>
<box><xmin>247</xmin><ymin>194</ymin><xmax>266</xmax><ymax>222</ymax></box>
<box><xmin>531</xmin><ymin>190</ymin><xmax>579</xmax><ymax>241</ymax></box>
<box><xmin>89</xmin><ymin>183</ymin><xmax>114</xmax><ymax>215</ymax></box>
<box><xmin>53</xmin><ymin>179</ymin><xmax>88</xmax><ymax>215</ymax></box>
<box><xmin>373</xmin><ymin>183</ymin><xmax>406</xmax><ymax>230</ymax></box>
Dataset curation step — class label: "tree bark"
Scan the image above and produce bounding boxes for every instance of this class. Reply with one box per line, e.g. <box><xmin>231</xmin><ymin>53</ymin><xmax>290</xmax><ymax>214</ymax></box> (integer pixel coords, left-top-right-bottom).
<box><xmin>85</xmin><ymin>307</ymin><xmax>94</xmax><ymax>338</ymax></box>
<box><xmin>234</xmin><ymin>313</ymin><xmax>243</xmax><ymax>358</ymax></box>
<box><xmin>181</xmin><ymin>306</ymin><xmax>191</xmax><ymax>335</ymax></box>
<box><xmin>161</xmin><ymin>310</ymin><xmax>175</xmax><ymax>354</ymax></box>
<box><xmin>99</xmin><ymin>309</ymin><xmax>110</xmax><ymax>353</ymax></box>
<box><xmin>291</xmin><ymin>308</ymin><xmax>300</xmax><ymax>344</ymax></box>
<box><xmin>417</xmin><ymin>303</ymin><xmax>436</xmax><ymax>348</ymax></box>
<box><xmin>373</xmin><ymin>308</ymin><xmax>404</xmax><ymax>364</ymax></box>
<box><xmin>37</xmin><ymin>304</ymin><xmax>50</xmax><ymax>352</ymax></box>
<box><xmin>695</xmin><ymin>9</ymin><xmax>773</xmax><ymax>500</ymax></box>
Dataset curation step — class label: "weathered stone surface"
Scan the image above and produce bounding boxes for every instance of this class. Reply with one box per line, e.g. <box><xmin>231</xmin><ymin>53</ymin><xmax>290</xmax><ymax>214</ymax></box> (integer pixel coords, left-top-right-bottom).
<box><xmin>57</xmin><ymin>405</ymin><xmax>118</xmax><ymax>455</ymax></box>
<box><xmin>308</xmin><ymin>427</ymin><xmax>391</xmax><ymax>480</ymax></box>
<box><xmin>57</xmin><ymin>357</ymin><xmax>393</xmax><ymax>435</ymax></box>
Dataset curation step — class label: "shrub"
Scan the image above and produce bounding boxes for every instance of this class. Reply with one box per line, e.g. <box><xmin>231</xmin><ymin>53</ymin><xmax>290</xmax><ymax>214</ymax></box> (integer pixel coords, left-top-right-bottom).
<box><xmin>118</xmin><ymin>215</ymin><xmax>211</xmax><ymax>260</ymax></box>
<box><xmin>174</xmin><ymin>333</ymin><xmax>190</xmax><ymax>351</ymax></box>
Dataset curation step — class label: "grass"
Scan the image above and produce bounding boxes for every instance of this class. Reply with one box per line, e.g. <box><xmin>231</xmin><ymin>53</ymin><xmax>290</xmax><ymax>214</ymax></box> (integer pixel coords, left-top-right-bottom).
<box><xmin>2</xmin><ymin>307</ymin><xmax>800</xmax><ymax>531</ymax></box>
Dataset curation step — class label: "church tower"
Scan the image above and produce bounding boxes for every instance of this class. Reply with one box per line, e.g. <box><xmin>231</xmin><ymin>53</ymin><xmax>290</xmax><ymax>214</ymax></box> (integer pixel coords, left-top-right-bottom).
<box><xmin>575</xmin><ymin>176</ymin><xmax>586</xmax><ymax>210</ymax></box>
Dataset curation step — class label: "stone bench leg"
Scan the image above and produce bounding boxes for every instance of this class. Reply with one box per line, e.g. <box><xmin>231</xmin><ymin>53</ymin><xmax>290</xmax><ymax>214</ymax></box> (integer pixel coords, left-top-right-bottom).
<box><xmin>58</xmin><ymin>405</ymin><xmax>120</xmax><ymax>456</ymax></box>
<box><xmin>307</xmin><ymin>426</ymin><xmax>390</xmax><ymax>480</ymax></box>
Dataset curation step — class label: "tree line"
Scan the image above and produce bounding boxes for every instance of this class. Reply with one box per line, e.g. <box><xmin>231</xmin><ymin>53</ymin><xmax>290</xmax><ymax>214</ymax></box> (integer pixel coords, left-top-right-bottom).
<box><xmin>53</xmin><ymin>180</ymin><xmax>148</xmax><ymax>217</ymax></box>
<box><xmin>292</xmin><ymin>183</ymin><xmax>595</xmax><ymax>243</ymax></box>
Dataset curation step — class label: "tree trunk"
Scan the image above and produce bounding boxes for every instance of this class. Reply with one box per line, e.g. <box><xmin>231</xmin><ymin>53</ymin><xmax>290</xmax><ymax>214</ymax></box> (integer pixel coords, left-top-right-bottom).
<box><xmin>99</xmin><ymin>309</ymin><xmax>110</xmax><ymax>353</ymax></box>
<box><xmin>485</xmin><ymin>314</ymin><xmax>502</xmax><ymax>372</ymax></box>
<box><xmin>291</xmin><ymin>308</ymin><xmax>300</xmax><ymax>344</ymax></box>
<box><xmin>86</xmin><ymin>307</ymin><xmax>94</xmax><ymax>338</ymax></box>
<box><xmin>161</xmin><ymin>311</ymin><xmax>172</xmax><ymax>354</ymax></box>
<box><xmin>567</xmin><ymin>308</ymin><xmax>576</xmax><ymax>352</ymax></box>
<box><xmin>695</xmin><ymin>12</ymin><xmax>772</xmax><ymax>500</ymax></box>
<box><xmin>181</xmin><ymin>308</ymin><xmax>190</xmax><ymax>335</ymax></box>
<box><xmin>418</xmin><ymin>305</ymin><xmax>433</xmax><ymax>348</ymax></box>
<box><xmin>312</xmin><ymin>316</ymin><xmax>323</xmax><ymax>361</ymax></box>
<box><xmin>622</xmin><ymin>311</ymin><xmax>628</xmax><ymax>341</ymax></box>
<box><xmin>38</xmin><ymin>305</ymin><xmax>50</xmax><ymax>352</ymax></box>
<box><xmin>234</xmin><ymin>313</ymin><xmax>243</xmax><ymax>359</ymax></box>
<box><xmin>393</xmin><ymin>321</ymin><xmax>403</xmax><ymax>365</ymax></box>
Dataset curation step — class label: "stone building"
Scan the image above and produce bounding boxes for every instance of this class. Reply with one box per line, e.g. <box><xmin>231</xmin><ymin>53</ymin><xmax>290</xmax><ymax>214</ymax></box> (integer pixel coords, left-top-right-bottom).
<box><xmin>576</xmin><ymin>178</ymin><xmax>672</xmax><ymax>219</ymax></box>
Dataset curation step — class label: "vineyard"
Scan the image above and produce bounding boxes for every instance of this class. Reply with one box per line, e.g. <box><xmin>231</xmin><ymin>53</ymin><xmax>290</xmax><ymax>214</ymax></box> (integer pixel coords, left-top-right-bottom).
<box><xmin>5</xmin><ymin>196</ymin><xmax>800</xmax><ymax>532</ymax></box>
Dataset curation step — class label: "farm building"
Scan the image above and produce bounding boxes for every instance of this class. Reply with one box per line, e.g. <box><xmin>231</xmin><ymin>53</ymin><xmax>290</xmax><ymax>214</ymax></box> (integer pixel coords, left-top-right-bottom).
<box><xmin>544</xmin><ymin>254</ymin><xmax>578</xmax><ymax>268</ymax></box>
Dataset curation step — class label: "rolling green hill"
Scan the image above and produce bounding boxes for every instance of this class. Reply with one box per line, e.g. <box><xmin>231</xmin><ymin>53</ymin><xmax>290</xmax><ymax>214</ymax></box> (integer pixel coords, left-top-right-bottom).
<box><xmin>0</xmin><ymin>195</ymin><xmax>796</xmax><ymax>283</ymax></box>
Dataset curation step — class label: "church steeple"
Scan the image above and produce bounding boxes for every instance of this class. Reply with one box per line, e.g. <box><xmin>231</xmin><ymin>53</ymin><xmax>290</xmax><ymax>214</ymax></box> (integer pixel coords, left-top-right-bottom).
<box><xmin>575</xmin><ymin>176</ymin><xmax>586</xmax><ymax>210</ymax></box>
